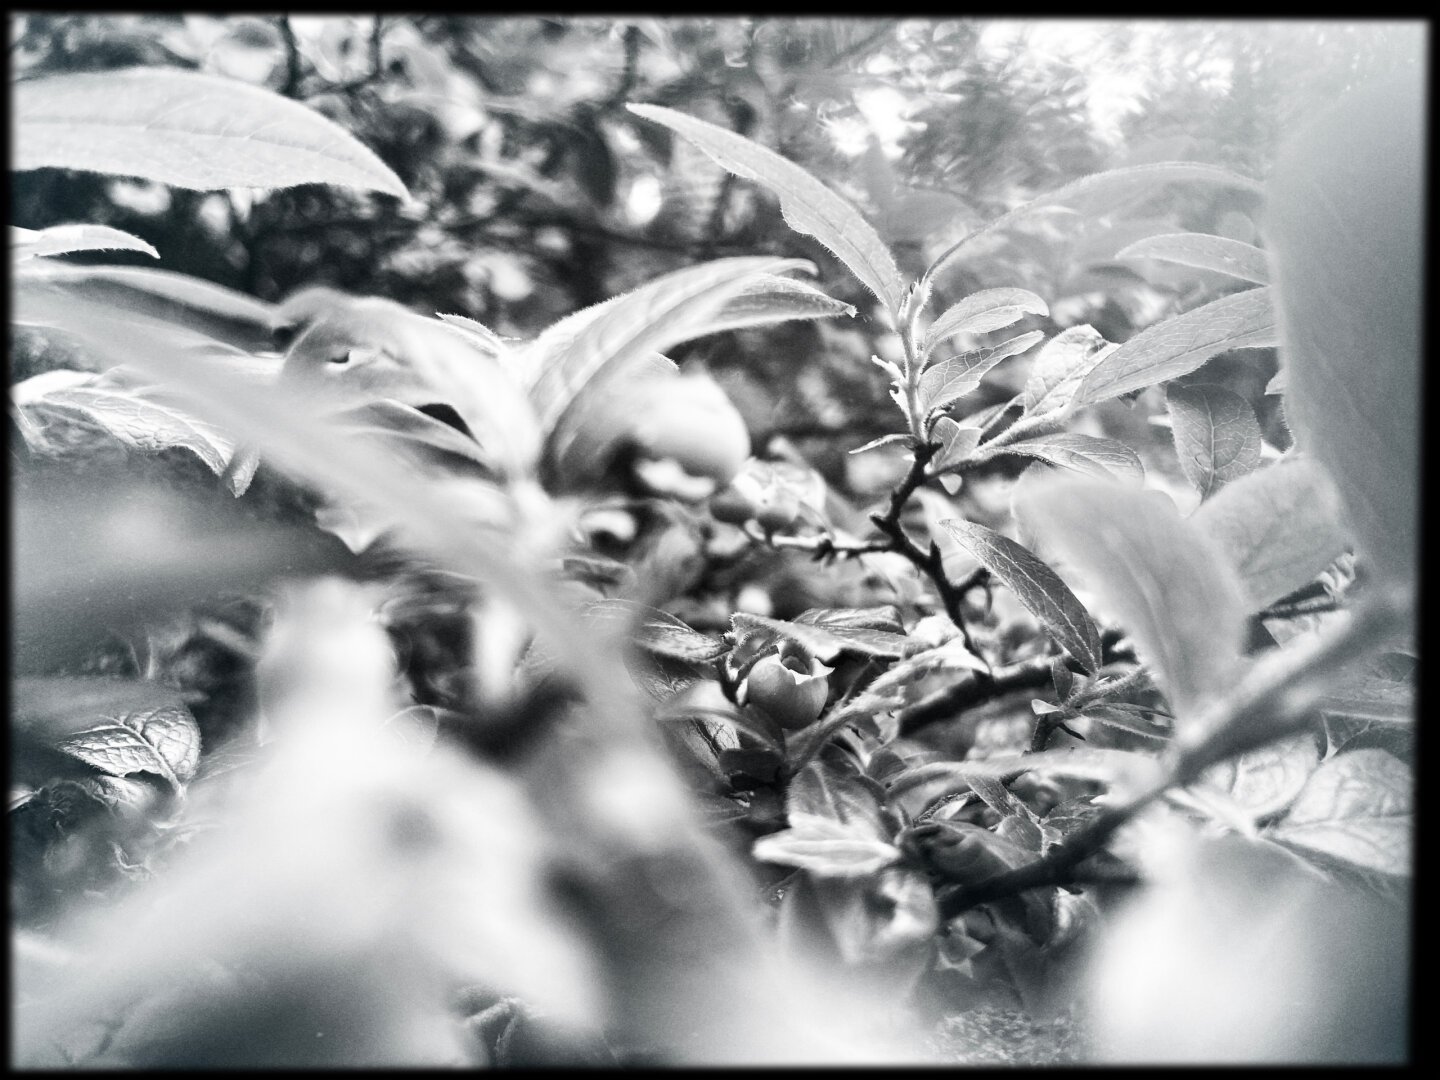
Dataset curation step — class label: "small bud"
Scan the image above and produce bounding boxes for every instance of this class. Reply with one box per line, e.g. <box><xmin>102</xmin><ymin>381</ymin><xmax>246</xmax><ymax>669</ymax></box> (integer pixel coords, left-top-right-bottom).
<box><xmin>740</xmin><ymin>647</ymin><xmax>831</xmax><ymax>730</ymax></box>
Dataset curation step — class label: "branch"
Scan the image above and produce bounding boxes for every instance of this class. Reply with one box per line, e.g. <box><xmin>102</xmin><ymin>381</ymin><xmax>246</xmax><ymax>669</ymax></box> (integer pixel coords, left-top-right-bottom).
<box><xmin>936</xmin><ymin>584</ymin><xmax>1411</xmax><ymax>919</ymax></box>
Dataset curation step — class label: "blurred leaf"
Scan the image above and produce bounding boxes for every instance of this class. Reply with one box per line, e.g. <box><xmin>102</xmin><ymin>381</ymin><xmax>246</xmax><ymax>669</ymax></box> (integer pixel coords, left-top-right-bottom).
<box><xmin>1268</xmin><ymin>749</ymin><xmax>1411</xmax><ymax>877</ymax></box>
<box><xmin>918</xmin><ymin>331</ymin><xmax>1042</xmax><ymax>416</ymax></box>
<box><xmin>327</xmin><ymin>399</ymin><xmax>496</xmax><ymax>478</ymax></box>
<box><xmin>1200</xmin><ymin>730</ymin><xmax>1321</xmax><ymax>822</ymax></box>
<box><xmin>921</xmin><ymin>288</ymin><xmax>1048</xmax><ymax>358</ymax></box>
<box><xmin>1074</xmin><ymin>287</ymin><xmax>1278</xmax><ymax>407</ymax></box>
<box><xmin>787</xmin><ymin>756</ymin><xmax>888</xmax><ymax>833</ymax></box>
<box><xmin>1017</xmin><ymin>325</ymin><xmax>1117</xmax><ymax>422</ymax></box>
<box><xmin>15</xmin><ymin>68</ymin><xmax>407</xmax><ymax>195</ymax></box>
<box><xmin>1014</xmin><ymin>479</ymin><xmax>1248</xmax><ymax>720</ymax></box>
<box><xmin>1191</xmin><ymin>458</ymin><xmax>1352</xmax><ymax>611</ymax></box>
<box><xmin>1165</xmin><ymin>383</ymin><xmax>1262</xmax><ymax>498</ymax></box>
<box><xmin>939</xmin><ymin>519</ymin><xmax>1103</xmax><ymax>674</ymax></box>
<box><xmin>1317</xmin><ymin>670</ymin><xmax>1413</xmax><ymax>726</ymax></box>
<box><xmin>12</xmin><ymin>223</ymin><xmax>159</xmax><ymax>261</ymax></box>
<box><xmin>849</xmin><ymin>432</ymin><xmax>911</xmax><ymax>455</ymax></box>
<box><xmin>585</xmin><ymin>599</ymin><xmax>729</xmax><ymax>663</ymax></box>
<box><xmin>753</xmin><ymin>816</ymin><xmax>901</xmax><ymax>878</ymax></box>
<box><xmin>1117</xmin><ymin>232</ymin><xmax>1269</xmax><ymax>285</ymax></box>
<box><xmin>995</xmin><ymin>433</ymin><xmax>1145</xmax><ymax>484</ymax></box>
<box><xmin>1265</xmin><ymin>71</ymin><xmax>1422</xmax><ymax>585</ymax></box>
<box><xmin>629</xmin><ymin>102</ymin><xmax>907</xmax><ymax>313</ymax></box>
<box><xmin>528</xmin><ymin>257</ymin><xmax>807</xmax><ymax>433</ymax></box>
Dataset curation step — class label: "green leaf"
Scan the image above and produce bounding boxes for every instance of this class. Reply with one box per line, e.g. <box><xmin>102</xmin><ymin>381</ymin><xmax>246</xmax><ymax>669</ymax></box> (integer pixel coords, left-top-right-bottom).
<box><xmin>628</xmin><ymin>102</ymin><xmax>907</xmax><ymax>313</ymax></box>
<box><xmin>1017</xmin><ymin>325</ymin><xmax>1117</xmax><ymax>421</ymax></box>
<box><xmin>326</xmin><ymin>399</ymin><xmax>497</xmax><ymax>478</ymax></box>
<box><xmin>921</xmin><ymin>287</ymin><xmax>1048</xmax><ymax>358</ymax></box>
<box><xmin>1268</xmin><ymin>749</ymin><xmax>1411</xmax><ymax>877</ymax></box>
<box><xmin>1165</xmin><ymin>383</ymin><xmax>1262</xmax><ymax>498</ymax></box>
<box><xmin>528</xmin><ymin>257</ymin><xmax>807</xmax><ymax>433</ymax></box>
<box><xmin>994</xmin><ymin>433</ymin><xmax>1145</xmax><ymax>484</ymax></box>
<box><xmin>1317</xmin><ymin>671</ymin><xmax>1413</xmax><ymax>727</ymax></box>
<box><xmin>939</xmin><ymin>519</ymin><xmax>1103</xmax><ymax>674</ymax></box>
<box><xmin>729</xmin><ymin>612</ymin><xmax>910</xmax><ymax>663</ymax></box>
<box><xmin>849</xmin><ymin>432</ymin><xmax>912</xmax><ymax>455</ymax></box>
<box><xmin>925</xmin><ymin>161</ymin><xmax>1263</xmax><ymax>289</ymax></box>
<box><xmin>585</xmin><ymin>598</ymin><xmax>730</xmax><ymax>663</ymax></box>
<box><xmin>794</xmin><ymin>605</ymin><xmax>905</xmax><ymax>633</ymax></box>
<box><xmin>752</xmin><ymin>817</ymin><xmax>901</xmax><ymax>878</ymax></box>
<box><xmin>703</xmin><ymin>273</ymin><xmax>858</xmax><ymax>334</ymax></box>
<box><xmin>1074</xmin><ymin>287</ymin><xmax>1278</xmax><ymax>407</ymax></box>
<box><xmin>929</xmin><ymin>416</ymin><xmax>984</xmax><ymax>475</ymax></box>
<box><xmin>15</xmin><ymin>68</ymin><xmax>407</xmax><ymax>196</ymax></box>
<box><xmin>787</xmin><ymin>757</ymin><xmax>888</xmax><ymax>834</ymax></box>
<box><xmin>12</xmin><ymin>223</ymin><xmax>158</xmax><ymax>261</ymax></box>
<box><xmin>1014</xmin><ymin>479</ymin><xmax>1248</xmax><ymax>721</ymax></box>
<box><xmin>917</xmin><ymin>330</ymin><xmax>1042</xmax><ymax>416</ymax></box>
<box><xmin>1117</xmin><ymin>232</ymin><xmax>1270</xmax><ymax>285</ymax></box>
<box><xmin>1200</xmin><ymin>731</ymin><xmax>1321</xmax><ymax>821</ymax></box>
<box><xmin>1190</xmin><ymin>457</ymin><xmax>1352</xmax><ymax>611</ymax></box>
<box><xmin>1265</xmin><ymin>70</ymin><xmax>1422</xmax><ymax>585</ymax></box>
<box><xmin>52</xmin><ymin>703</ymin><xmax>201</xmax><ymax>790</ymax></box>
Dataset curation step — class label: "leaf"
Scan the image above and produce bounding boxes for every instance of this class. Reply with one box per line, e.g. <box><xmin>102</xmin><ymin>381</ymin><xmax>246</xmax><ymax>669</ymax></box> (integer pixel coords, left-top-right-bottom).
<box><xmin>849</xmin><ymin>432</ymin><xmax>912</xmax><ymax>455</ymax></box>
<box><xmin>939</xmin><ymin>520</ymin><xmax>1103</xmax><ymax>674</ymax></box>
<box><xmin>752</xmin><ymin>816</ymin><xmax>902</xmax><ymax>877</ymax></box>
<box><xmin>1117</xmin><ymin>232</ymin><xmax>1270</xmax><ymax>285</ymax></box>
<box><xmin>327</xmin><ymin>399</ymin><xmax>496</xmax><ymax>478</ymax></box>
<box><xmin>926</xmin><ymin>161</ymin><xmax>1264</xmax><ymax>288</ymax></box>
<box><xmin>1200</xmin><ymin>730</ymin><xmax>1321</xmax><ymax>821</ymax></box>
<box><xmin>1268</xmin><ymin>749</ymin><xmax>1411</xmax><ymax>877</ymax></box>
<box><xmin>995</xmin><ymin>434</ymin><xmax>1145</xmax><ymax>484</ymax></box>
<box><xmin>585</xmin><ymin>598</ymin><xmax>729</xmax><ymax>663</ymax></box>
<box><xmin>1014</xmin><ymin>478</ymin><xmax>1249</xmax><ymax>721</ymax></box>
<box><xmin>917</xmin><ymin>330</ymin><xmax>1043</xmax><ymax>416</ymax></box>
<box><xmin>888</xmin><ymin>748</ymin><xmax>1163</xmax><ymax>796</ymax></box>
<box><xmin>1165</xmin><ymin>383</ymin><xmax>1262</xmax><ymax>498</ymax></box>
<box><xmin>528</xmin><ymin>257</ymin><xmax>806</xmax><ymax>433</ymax></box>
<box><xmin>27</xmin><ymin>383</ymin><xmax>236</xmax><ymax>474</ymax></box>
<box><xmin>628</xmin><ymin>102</ymin><xmax>906</xmax><ymax>312</ymax></box>
<box><xmin>1317</xmin><ymin>671</ymin><xmax>1413</xmax><ymax>726</ymax></box>
<box><xmin>921</xmin><ymin>287</ymin><xmax>1048</xmax><ymax>357</ymax></box>
<box><xmin>436</xmin><ymin>313</ymin><xmax>511</xmax><ymax>354</ymax></box>
<box><xmin>929</xmin><ymin>417</ymin><xmax>984</xmax><ymax>475</ymax></box>
<box><xmin>1191</xmin><ymin>457</ymin><xmax>1352</xmax><ymax>611</ymax></box>
<box><xmin>787</xmin><ymin>757</ymin><xmax>888</xmax><ymax>834</ymax></box>
<box><xmin>14</xmin><ymin>68</ymin><xmax>407</xmax><ymax>196</ymax></box>
<box><xmin>1017</xmin><ymin>325</ymin><xmax>1117</xmax><ymax>421</ymax></box>
<box><xmin>729</xmin><ymin>612</ymin><xmax>910</xmax><ymax>663</ymax></box>
<box><xmin>1074</xmin><ymin>287</ymin><xmax>1278</xmax><ymax>407</ymax></box>
<box><xmin>794</xmin><ymin>605</ymin><xmax>905</xmax><ymax>633</ymax></box>
<box><xmin>702</xmin><ymin>273</ymin><xmax>858</xmax><ymax>334</ymax></box>
<box><xmin>12</xmin><ymin>223</ymin><xmax>158</xmax><ymax>261</ymax></box>
<box><xmin>1265</xmin><ymin>70</ymin><xmax>1422</xmax><ymax>585</ymax></box>
<box><xmin>52</xmin><ymin>703</ymin><xmax>202</xmax><ymax>790</ymax></box>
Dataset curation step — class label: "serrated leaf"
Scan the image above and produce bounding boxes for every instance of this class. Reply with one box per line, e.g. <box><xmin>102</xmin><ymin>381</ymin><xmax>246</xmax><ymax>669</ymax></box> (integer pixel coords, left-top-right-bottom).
<box><xmin>629</xmin><ymin>102</ymin><xmax>907</xmax><ymax>312</ymax></box>
<box><xmin>752</xmin><ymin>817</ymin><xmax>901</xmax><ymax>877</ymax></box>
<box><xmin>1201</xmin><ymin>731</ymin><xmax>1321</xmax><ymax>821</ymax></box>
<box><xmin>528</xmin><ymin>257</ymin><xmax>805</xmax><ymax>433</ymax></box>
<box><xmin>1165</xmin><ymin>383</ymin><xmax>1262</xmax><ymax>498</ymax></box>
<box><xmin>1268</xmin><ymin>748</ymin><xmax>1411</xmax><ymax>877</ymax></box>
<box><xmin>918</xmin><ymin>330</ymin><xmax>1042</xmax><ymax>416</ymax></box>
<box><xmin>1191</xmin><ymin>457</ymin><xmax>1352</xmax><ymax>611</ymax></box>
<box><xmin>1014</xmin><ymin>478</ymin><xmax>1248</xmax><ymax>721</ymax></box>
<box><xmin>53</xmin><ymin>703</ymin><xmax>201</xmax><ymax>790</ymax></box>
<box><xmin>1018</xmin><ymin>325</ymin><xmax>1117</xmax><ymax>420</ymax></box>
<box><xmin>15</xmin><ymin>68</ymin><xmax>407</xmax><ymax>196</ymax></box>
<box><xmin>1265</xmin><ymin>71</ymin><xmax>1422</xmax><ymax>585</ymax></box>
<box><xmin>996</xmin><ymin>433</ymin><xmax>1145</xmax><ymax>484</ymax></box>
<box><xmin>12</xmin><ymin>224</ymin><xmax>158</xmax><ymax>261</ymax></box>
<box><xmin>921</xmin><ymin>287</ymin><xmax>1048</xmax><ymax>357</ymax></box>
<box><xmin>730</xmin><ymin>612</ymin><xmax>910</xmax><ymax>663</ymax></box>
<box><xmin>1117</xmin><ymin>232</ymin><xmax>1270</xmax><ymax>285</ymax></box>
<box><xmin>939</xmin><ymin>519</ymin><xmax>1103</xmax><ymax>674</ymax></box>
<box><xmin>927</xmin><ymin>161</ymin><xmax>1263</xmax><ymax>288</ymax></box>
<box><xmin>1074</xmin><ymin>287</ymin><xmax>1277</xmax><ymax>407</ymax></box>
<box><xmin>28</xmin><ymin>384</ymin><xmax>236</xmax><ymax>474</ymax></box>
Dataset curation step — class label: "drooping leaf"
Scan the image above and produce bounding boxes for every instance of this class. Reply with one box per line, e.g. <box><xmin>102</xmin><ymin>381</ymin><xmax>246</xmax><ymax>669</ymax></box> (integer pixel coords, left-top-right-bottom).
<box><xmin>1017</xmin><ymin>324</ymin><xmax>1117</xmax><ymax>421</ymax></box>
<box><xmin>1014</xmin><ymin>479</ymin><xmax>1249</xmax><ymax>722</ymax></box>
<box><xmin>1117</xmin><ymin>232</ymin><xmax>1270</xmax><ymax>285</ymax></box>
<box><xmin>1074</xmin><ymin>287</ymin><xmax>1278</xmax><ymax>407</ymax></box>
<box><xmin>1265</xmin><ymin>70</ymin><xmax>1423</xmax><ymax>585</ymax></box>
<box><xmin>926</xmin><ymin>161</ymin><xmax>1263</xmax><ymax>289</ymax></box>
<box><xmin>917</xmin><ymin>331</ymin><xmax>1043</xmax><ymax>416</ymax></box>
<box><xmin>939</xmin><ymin>519</ymin><xmax>1103</xmax><ymax>674</ymax></box>
<box><xmin>1165</xmin><ymin>383</ymin><xmax>1263</xmax><ymax>498</ymax></box>
<box><xmin>528</xmin><ymin>257</ymin><xmax>807</xmax><ymax>433</ymax></box>
<box><xmin>921</xmin><ymin>287</ymin><xmax>1048</xmax><ymax>358</ymax></box>
<box><xmin>994</xmin><ymin>433</ymin><xmax>1145</xmax><ymax>484</ymax></box>
<box><xmin>12</xmin><ymin>223</ymin><xmax>158</xmax><ymax>261</ymax></box>
<box><xmin>1268</xmin><ymin>748</ymin><xmax>1411</xmax><ymax>877</ymax></box>
<box><xmin>15</xmin><ymin>68</ymin><xmax>407</xmax><ymax>196</ymax></box>
<box><xmin>1191</xmin><ymin>457</ymin><xmax>1352</xmax><ymax>611</ymax></box>
<box><xmin>702</xmin><ymin>273</ymin><xmax>858</xmax><ymax>334</ymax></box>
<box><xmin>628</xmin><ymin>102</ymin><xmax>907</xmax><ymax>313</ymax></box>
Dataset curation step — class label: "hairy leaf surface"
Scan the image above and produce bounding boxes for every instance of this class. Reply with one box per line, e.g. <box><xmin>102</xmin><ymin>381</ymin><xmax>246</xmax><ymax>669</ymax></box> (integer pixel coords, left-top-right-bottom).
<box><xmin>1165</xmin><ymin>383</ymin><xmax>1262</xmax><ymax>497</ymax></box>
<box><xmin>921</xmin><ymin>288</ymin><xmax>1048</xmax><ymax>357</ymax></box>
<box><xmin>12</xmin><ymin>223</ymin><xmax>158</xmax><ymax>261</ymax></box>
<box><xmin>917</xmin><ymin>331</ymin><xmax>1042</xmax><ymax>416</ymax></box>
